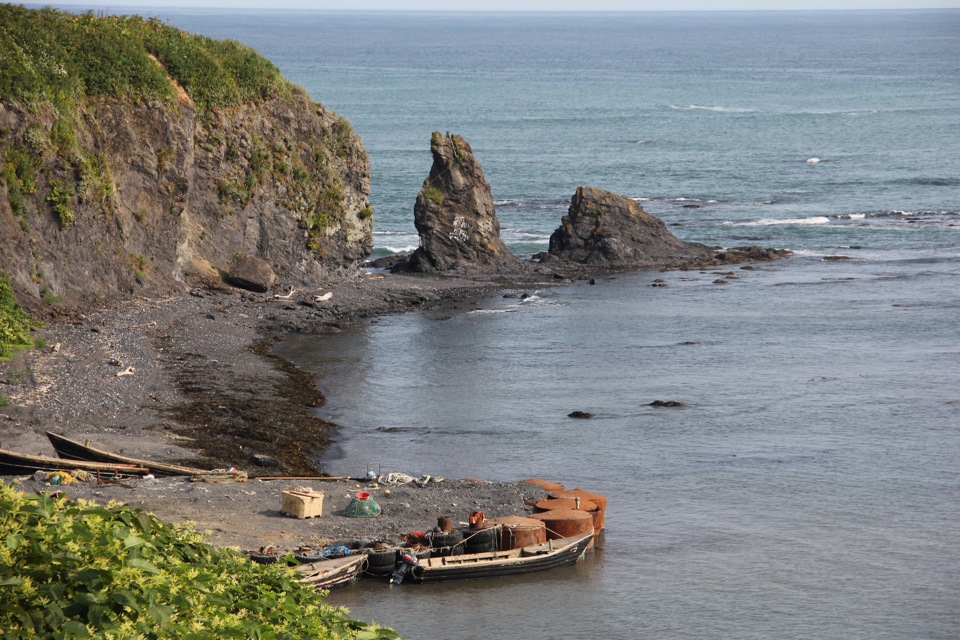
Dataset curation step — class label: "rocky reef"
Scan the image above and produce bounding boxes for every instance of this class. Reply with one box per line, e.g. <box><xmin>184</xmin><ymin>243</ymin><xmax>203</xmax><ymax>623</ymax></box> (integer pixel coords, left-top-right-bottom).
<box><xmin>402</xmin><ymin>132</ymin><xmax>520</xmax><ymax>273</ymax></box>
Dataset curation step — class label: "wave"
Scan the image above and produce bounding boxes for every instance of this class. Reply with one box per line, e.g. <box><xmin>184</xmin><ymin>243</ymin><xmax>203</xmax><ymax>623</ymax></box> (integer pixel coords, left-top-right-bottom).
<box><xmin>380</xmin><ymin>245</ymin><xmax>418</xmax><ymax>254</ymax></box>
<box><xmin>373</xmin><ymin>230</ymin><xmax>415</xmax><ymax>236</ymax></box>
<box><xmin>727</xmin><ymin>216</ymin><xmax>832</xmax><ymax>227</ymax></box>
<box><xmin>668</xmin><ymin>104</ymin><xmax>756</xmax><ymax>113</ymax></box>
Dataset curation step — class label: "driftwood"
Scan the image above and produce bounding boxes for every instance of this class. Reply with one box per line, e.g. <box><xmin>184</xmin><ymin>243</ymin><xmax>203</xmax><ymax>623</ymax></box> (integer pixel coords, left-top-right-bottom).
<box><xmin>273</xmin><ymin>288</ymin><xmax>296</xmax><ymax>299</ymax></box>
<box><xmin>313</xmin><ymin>292</ymin><xmax>333</xmax><ymax>302</ymax></box>
<box><xmin>116</xmin><ymin>366</ymin><xmax>135</xmax><ymax>377</ymax></box>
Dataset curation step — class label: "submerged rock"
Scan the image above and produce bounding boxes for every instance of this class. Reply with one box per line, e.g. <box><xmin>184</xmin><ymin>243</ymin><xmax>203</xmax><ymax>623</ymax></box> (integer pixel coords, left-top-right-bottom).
<box><xmin>649</xmin><ymin>400</ymin><xmax>685</xmax><ymax>408</ymax></box>
<box><xmin>568</xmin><ymin>411</ymin><xmax>594</xmax><ymax>419</ymax></box>
<box><xmin>403</xmin><ymin>132</ymin><xmax>520</xmax><ymax>273</ymax></box>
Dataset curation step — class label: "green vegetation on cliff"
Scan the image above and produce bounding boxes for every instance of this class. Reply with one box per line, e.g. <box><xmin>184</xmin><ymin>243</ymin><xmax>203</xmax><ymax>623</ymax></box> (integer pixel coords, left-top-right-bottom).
<box><xmin>0</xmin><ymin>482</ymin><xmax>399</xmax><ymax>639</ymax></box>
<box><xmin>0</xmin><ymin>4</ymin><xmax>294</xmax><ymax>111</ymax></box>
<box><xmin>0</xmin><ymin>271</ymin><xmax>37</xmax><ymax>358</ymax></box>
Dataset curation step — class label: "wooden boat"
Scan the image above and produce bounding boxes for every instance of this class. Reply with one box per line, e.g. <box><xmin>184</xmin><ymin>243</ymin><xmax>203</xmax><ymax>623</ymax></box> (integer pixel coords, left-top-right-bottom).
<box><xmin>295</xmin><ymin>554</ymin><xmax>367</xmax><ymax>590</ymax></box>
<box><xmin>402</xmin><ymin>532</ymin><xmax>593</xmax><ymax>584</ymax></box>
<box><xmin>0</xmin><ymin>446</ymin><xmax>147</xmax><ymax>477</ymax></box>
<box><xmin>46</xmin><ymin>431</ymin><xmax>206</xmax><ymax>477</ymax></box>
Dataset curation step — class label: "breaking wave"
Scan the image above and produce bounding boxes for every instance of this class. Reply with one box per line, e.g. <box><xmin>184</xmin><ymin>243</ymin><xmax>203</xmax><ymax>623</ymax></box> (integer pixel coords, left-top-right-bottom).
<box><xmin>668</xmin><ymin>104</ymin><xmax>756</xmax><ymax>113</ymax></box>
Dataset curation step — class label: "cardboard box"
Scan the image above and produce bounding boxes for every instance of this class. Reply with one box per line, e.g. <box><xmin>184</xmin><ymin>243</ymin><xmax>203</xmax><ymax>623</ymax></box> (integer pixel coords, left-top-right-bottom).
<box><xmin>281</xmin><ymin>489</ymin><xmax>324</xmax><ymax>519</ymax></box>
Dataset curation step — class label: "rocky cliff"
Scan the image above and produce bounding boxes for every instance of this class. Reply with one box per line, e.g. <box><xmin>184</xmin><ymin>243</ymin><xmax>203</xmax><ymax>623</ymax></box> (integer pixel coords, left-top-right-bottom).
<box><xmin>404</xmin><ymin>132</ymin><xmax>519</xmax><ymax>273</ymax></box>
<box><xmin>0</xmin><ymin>7</ymin><xmax>371</xmax><ymax>310</ymax></box>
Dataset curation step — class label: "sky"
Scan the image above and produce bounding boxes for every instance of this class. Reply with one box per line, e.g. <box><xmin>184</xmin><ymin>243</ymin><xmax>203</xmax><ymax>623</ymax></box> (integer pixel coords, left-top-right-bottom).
<box><xmin>33</xmin><ymin>1</ymin><xmax>960</xmax><ymax>11</ymax></box>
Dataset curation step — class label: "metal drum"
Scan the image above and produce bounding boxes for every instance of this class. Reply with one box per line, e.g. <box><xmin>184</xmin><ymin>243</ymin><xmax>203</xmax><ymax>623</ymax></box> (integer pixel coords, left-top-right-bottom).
<box><xmin>534</xmin><ymin>497</ymin><xmax>603</xmax><ymax>536</ymax></box>
<box><xmin>549</xmin><ymin>488</ymin><xmax>607</xmax><ymax>531</ymax></box>
<box><xmin>486</xmin><ymin>516</ymin><xmax>546</xmax><ymax>550</ymax></box>
<box><xmin>529</xmin><ymin>509</ymin><xmax>594</xmax><ymax>542</ymax></box>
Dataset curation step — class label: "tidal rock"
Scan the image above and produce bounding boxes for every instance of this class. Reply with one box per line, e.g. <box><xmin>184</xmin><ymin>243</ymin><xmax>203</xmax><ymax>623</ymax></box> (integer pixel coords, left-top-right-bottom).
<box><xmin>649</xmin><ymin>400</ymin><xmax>685</xmax><ymax>408</ymax></box>
<box><xmin>228</xmin><ymin>254</ymin><xmax>276</xmax><ymax>292</ymax></box>
<box><xmin>404</xmin><ymin>132</ymin><xmax>520</xmax><ymax>273</ymax></box>
<box><xmin>548</xmin><ymin>186</ymin><xmax>715</xmax><ymax>267</ymax></box>
<box><xmin>568</xmin><ymin>411</ymin><xmax>594</xmax><ymax>419</ymax></box>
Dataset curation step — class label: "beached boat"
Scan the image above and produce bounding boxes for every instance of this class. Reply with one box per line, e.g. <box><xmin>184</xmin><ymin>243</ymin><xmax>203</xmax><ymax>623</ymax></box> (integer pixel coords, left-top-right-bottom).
<box><xmin>396</xmin><ymin>532</ymin><xmax>593</xmax><ymax>584</ymax></box>
<box><xmin>46</xmin><ymin>431</ymin><xmax>206</xmax><ymax>477</ymax></box>
<box><xmin>0</xmin><ymin>446</ymin><xmax>148</xmax><ymax>477</ymax></box>
<box><xmin>295</xmin><ymin>554</ymin><xmax>367</xmax><ymax>590</ymax></box>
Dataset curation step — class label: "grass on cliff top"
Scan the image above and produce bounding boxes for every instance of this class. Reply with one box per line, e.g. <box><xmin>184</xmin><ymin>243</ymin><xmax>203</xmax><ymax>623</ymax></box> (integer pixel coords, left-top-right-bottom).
<box><xmin>0</xmin><ymin>481</ymin><xmax>400</xmax><ymax>640</ymax></box>
<box><xmin>0</xmin><ymin>4</ymin><xmax>294</xmax><ymax>111</ymax></box>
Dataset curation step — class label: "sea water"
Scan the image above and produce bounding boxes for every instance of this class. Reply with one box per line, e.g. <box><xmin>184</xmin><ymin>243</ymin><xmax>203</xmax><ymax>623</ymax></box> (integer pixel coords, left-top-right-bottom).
<box><xmin>130</xmin><ymin>9</ymin><xmax>958</xmax><ymax>639</ymax></box>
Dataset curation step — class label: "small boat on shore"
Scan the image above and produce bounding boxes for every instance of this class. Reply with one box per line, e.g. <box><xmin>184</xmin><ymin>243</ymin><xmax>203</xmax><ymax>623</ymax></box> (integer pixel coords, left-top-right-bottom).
<box><xmin>46</xmin><ymin>431</ymin><xmax>207</xmax><ymax>477</ymax></box>
<box><xmin>0</xmin><ymin>446</ymin><xmax>148</xmax><ymax>477</ymax></box>
<box><xmin>295</xmin><ymin>554</ymin><xmax>367</xmax><ymax>590</ymax></box>
<box><xmin>396</xmin><ymin>532</ymin><xmax>593</xmax><ymax>584</ymax></box>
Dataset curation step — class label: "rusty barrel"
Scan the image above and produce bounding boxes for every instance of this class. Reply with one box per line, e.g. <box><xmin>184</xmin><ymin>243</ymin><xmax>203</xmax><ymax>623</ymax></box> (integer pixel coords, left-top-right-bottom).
<box><xmin>534</xmin><ymin>497</ymin><xmax>602</xmax><ymax>536</ymax></box>
<box><xmin>529</xmin><ymin>509</ymin><xmax>595</xmax><ymax>544</ymax></box>
<box><xmin>522</xmin><ymin>478</ymin><xmax>565</xmax><ymax>493</ymax></box>
<box><xmin>486</xmin><ymin>515</ymin><xmax>546</xmax><ymax>550</ymax></box>
<box><xmin>549</xmin><ymin>488</ymin><xmax>607</xmax><ymax>531</ymax></box>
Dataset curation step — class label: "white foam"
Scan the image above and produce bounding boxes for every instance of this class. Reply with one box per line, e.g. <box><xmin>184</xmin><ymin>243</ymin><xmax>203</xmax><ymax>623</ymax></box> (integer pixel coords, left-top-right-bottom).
<box><xmin>806</xmin><ymin>157</ymin><xmax>821</xmax><ymax>164</ymax></box>
<box><xmin>381</xmin><ymin>245</ymin><xmax>418</xmax><ymax>254</ymax></box>
<box><xmin>669</xmin><ymin>104</ymin><xmax>756</xmax><ymax>113</ymax></box>
<box><xmin>736</xmin><ymin>216</ymin><xmax>831</xmax><ymax>227</ymax></box>
<box><xmin>845</xmin><ymin>213</ymin><xmax>866</xmax><ymax>220</ymax></box>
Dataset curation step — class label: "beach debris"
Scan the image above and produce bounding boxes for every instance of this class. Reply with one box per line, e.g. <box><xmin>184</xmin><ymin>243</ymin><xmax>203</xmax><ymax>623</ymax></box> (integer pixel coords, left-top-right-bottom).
<box><xmin>116</xmin><ymin>366</ymin><xmax>136</xmax><ymax>377</ymax></box>
<box><xmin>313</xmin><ymin>292</ymin><xmax>333</xmax><ymax>302</ymax></box>
<box><xmin>281</xmin><ymin>488</ymin><xmax>325</xmax><ymax>519</ymax></box>
<box><xmin>190</xmin><ymin>469</ymin><xmax>248</xmax><ymax>484</ymax></box>
<box><xmin>344</xmin><ymin>491</ymin><xmax>381</xmax><ymax>517</ymax></box>
<box><xmin>273</xmin><ymin>288</ymin><xmax>296</xmax><ymax>299</ymax></box>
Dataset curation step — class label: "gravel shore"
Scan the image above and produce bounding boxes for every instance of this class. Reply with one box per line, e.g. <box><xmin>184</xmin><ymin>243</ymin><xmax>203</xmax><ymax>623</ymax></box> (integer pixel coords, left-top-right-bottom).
<box><xmin>0</xmin><ymin>269</ymin><xmax>556</xmax><ymax>551</ymax></box>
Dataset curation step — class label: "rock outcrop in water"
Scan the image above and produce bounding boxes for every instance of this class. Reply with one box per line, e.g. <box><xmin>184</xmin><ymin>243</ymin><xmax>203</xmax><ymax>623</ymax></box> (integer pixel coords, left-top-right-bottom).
<box><xmin>547</xmin><ymin>186</ymin><xmax>715</xmax><ymax>267</ymax></box>
<box><xmin>402</xmin><ymin>132</ymin><xmax>520</xmax><ymax>273</ymax></box>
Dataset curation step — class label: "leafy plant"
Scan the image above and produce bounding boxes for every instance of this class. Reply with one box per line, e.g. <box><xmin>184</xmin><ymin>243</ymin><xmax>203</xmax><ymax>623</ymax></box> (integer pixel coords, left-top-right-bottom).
<box><xmin>0</xmin><ymin>394</ymin><xmax>11</xmax><ymax>406</ymax></box>
<box><xmin>0</xmin><ymin>271</ymin><xmax>38</xmax><ymax>351</ymax></box>
<box><xmin>46</xmin><ymin>180</ymin><xmax>74</xmax><ymax>227</ymax></box>
<box><xmin>0</xmin><ymin>481</ymin><xmax>401</xmax><ymax>639</ymax></box>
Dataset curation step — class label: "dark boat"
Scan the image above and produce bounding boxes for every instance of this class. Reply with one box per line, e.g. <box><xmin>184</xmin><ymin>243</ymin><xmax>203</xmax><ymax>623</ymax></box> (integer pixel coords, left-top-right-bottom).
<box><xmin>295</xmin><ymin>555</ymin><xmax>367</xmax><ymax>590</ymax></box>
<box><xmin>0</xmin><ymin>446</ymin><xmax>147</xmax><ymax>477</ymax></box>
<box><xmin>400</xmin><ymin>533</ymin><xmax>593</xmax><ymax>584</ymax></box>
<box><xmin>46</xmin><ymin>431</ymin><xmax>206</xmax><ymax>477</ymax></box>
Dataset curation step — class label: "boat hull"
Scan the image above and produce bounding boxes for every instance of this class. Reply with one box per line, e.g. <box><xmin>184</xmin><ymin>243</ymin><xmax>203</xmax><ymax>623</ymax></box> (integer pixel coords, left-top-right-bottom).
<box><xmin>296</xmin><ymin>555</ymin><xmax>367</xmax><ymax>590</ymax></box>
<box><xmin>408</xmin><ymin>533</ymin><xmax>593</xmax><ymax>583</ymax></box>
<box><xmin>0</xmin><ymin>447</ymin><xmax>147</xmax><ymax>477</ymax></box>
<box><xmin>46</xmin><ymin>431</ymin><xmax>205</xmax><ymax>477</ymax></box>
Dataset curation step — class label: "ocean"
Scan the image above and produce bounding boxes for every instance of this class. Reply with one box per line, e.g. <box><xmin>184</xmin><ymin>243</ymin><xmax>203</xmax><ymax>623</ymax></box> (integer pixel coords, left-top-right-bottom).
<box><xmin>122</xmin><ymin>8</ymin><xmax>960</xmax><ymax>639</ymax></box>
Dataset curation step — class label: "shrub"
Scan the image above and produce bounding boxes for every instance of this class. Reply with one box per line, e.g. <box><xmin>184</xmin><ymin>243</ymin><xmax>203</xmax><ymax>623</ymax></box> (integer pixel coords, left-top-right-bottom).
<box><xmin>46</xmin><ymin>180</ymin><xmax>74</xmax><ymax>227</ymax></box>
<box><xmin>0</xmin><ymin>271</ymin><xmax>38</xmax><ymax>350</ymax></box>
<box><xmin>0</xmin><ymin>481</ymin><xmax>400</xmax><ymax>639</ymax></box>
<box><xmin>422</xmin><ymin>184</ymin><xmax>445</xmax><ymax>207</ymax></box>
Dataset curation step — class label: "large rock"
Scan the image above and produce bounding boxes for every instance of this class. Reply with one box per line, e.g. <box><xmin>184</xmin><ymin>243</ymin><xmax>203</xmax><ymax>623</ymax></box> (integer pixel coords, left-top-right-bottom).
<box><xmin>227</xmin><ymin>254</ymin><xmax>276</xmax><ymax>292</ymax></box>
<box><xmin>404</xmin><ymin>132</ymin><xmax>519</xmax><ymax>273</ymax></box>
<box><xmin>548</xmin><ymin>186</ymin><xmax>715</xmax><ymax>267</ymax></box>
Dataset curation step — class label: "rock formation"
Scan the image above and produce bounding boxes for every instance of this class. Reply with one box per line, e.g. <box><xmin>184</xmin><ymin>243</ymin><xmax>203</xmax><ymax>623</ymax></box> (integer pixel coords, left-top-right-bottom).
<box><xmin>548</xmin><ymin>186</ymin><xmax>715</xmax><ymax>267</ymax></box>
<box><xmin>404</xmin><ymin>132</ymin><xmax>519</xmax><ymax>273</ymax></box>
<box><xmin>0</xmin><ymin>8</ymin><xmax>372</xmax><ymax>307</ymax></box>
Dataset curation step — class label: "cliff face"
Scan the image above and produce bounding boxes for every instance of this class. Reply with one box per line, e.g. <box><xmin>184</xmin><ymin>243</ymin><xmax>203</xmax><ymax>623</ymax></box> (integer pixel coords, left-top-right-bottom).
<box><xmin>0</xmin><ymin>8</ymin><xmax>371</xmax><ymax>308</ymax></box>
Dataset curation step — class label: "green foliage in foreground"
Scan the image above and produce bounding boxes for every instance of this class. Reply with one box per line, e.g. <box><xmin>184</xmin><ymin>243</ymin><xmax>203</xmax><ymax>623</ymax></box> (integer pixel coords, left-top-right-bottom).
<box><xmin>0</xmin><ymin>271</ymin><xmax>38</xmax><ymax>357</ymax></box>
<box><xmin>0</xmin><ymin>482</ymin><xmax>400</xmax><ymax>639</ymax></box>
<box><xmin>0</xmin><ymin>4</ymin><xmax>294</xmax><ymax>111</ymax></box>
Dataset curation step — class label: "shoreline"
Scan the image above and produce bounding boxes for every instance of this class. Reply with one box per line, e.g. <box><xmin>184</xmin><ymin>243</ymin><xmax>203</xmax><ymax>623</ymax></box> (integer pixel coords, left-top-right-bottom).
<box><xmin>0</xmin><ymin>268</ymin><xmax>558</xmax><ymax>549</ymax></box>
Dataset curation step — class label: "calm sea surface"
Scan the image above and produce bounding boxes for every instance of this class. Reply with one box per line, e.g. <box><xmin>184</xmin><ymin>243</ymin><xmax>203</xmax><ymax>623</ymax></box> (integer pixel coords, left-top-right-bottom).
<box><xmin>105</xmin><ymin>8</ymin><xmax>960</xmax><ymax>638</ymax></box>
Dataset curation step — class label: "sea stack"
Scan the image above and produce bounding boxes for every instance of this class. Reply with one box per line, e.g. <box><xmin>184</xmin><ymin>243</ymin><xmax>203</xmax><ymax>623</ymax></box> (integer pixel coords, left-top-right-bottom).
<box><xmin>547</xmin><ymin>186</ymin><xmax>715</xmax><ymax>267</ymax></box>
<box><xmin>405</xmin><ymin>132</ymin><xmax>520</xmax><ymax>272</ymax></box>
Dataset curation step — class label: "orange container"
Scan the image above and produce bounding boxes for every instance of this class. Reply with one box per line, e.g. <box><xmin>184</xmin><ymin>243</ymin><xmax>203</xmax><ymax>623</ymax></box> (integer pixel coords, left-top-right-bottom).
<box><xmin>486</xmin><ymin>516</ymin><xmax>546</xmax><ymax>550</ymax></box>
<box><xmin>529</xmin><ymin>509</ymin><xmax>594</xmax><ymax>541</ymax></box>
<box><xmin>534</xmin><ymin>498</ymin><xmax>602</xmax><ymax>535</ymax></box>
<box><xmin>522</xmin><ymin>478</ymin><xmax>565</xmax><ymax>493</ymax></box>
<box><xmin>549</xmin><ymin>488</ymin><xmax>607</xmax><ymax>531</ymax></box>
